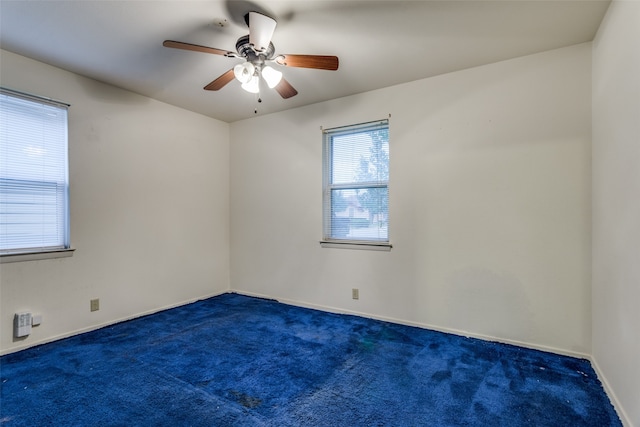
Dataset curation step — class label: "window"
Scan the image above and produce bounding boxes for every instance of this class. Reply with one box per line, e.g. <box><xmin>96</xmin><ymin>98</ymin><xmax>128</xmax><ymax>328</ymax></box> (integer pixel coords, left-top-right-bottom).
<box><xmin>0</xmin><ymin>88</ymin><xmax>71</xmax><ymax>257</ymax></box>
<box><xmin>322</xmin><ymin>119</ymin><xmax>390</xmax><ymax>249</ymax></box>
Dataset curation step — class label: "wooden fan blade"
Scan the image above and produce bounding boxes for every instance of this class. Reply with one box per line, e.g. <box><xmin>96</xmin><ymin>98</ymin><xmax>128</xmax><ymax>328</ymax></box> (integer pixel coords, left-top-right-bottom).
<box><xmin>163</xmin><ymin>40</ymin><xmax>230</xmax><ymax>56</ymax></box>
<box><xmin>274</xmin><ymin>77</ymin><xmax>298</xmax><ymax>99</ymax></box>
<box><xmin>204</xmin><ymin>69</ymin><xmax>235</xmax><ymax>91</ymax></box>
<box><xmin>275</xmin><ymin>54</ymin><xmax>339</xmax><ymax>71</ymax></box>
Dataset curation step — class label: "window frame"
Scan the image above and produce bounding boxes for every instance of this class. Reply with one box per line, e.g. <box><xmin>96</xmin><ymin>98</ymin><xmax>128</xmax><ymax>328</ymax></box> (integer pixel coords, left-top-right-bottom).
<box><xmin>321</xmin><ymin>119</ymin><xmax>391</xmax><ymax>251</ymax></box>
<box><xmin>0</xmin><ymin>87</ymin><xmax>74</xmax><ymax>262</ymax></box>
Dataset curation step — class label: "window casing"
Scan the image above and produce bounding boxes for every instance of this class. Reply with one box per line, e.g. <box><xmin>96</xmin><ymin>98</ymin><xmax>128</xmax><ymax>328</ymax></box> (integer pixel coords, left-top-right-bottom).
<box><xmin>0</xmin><ymin>88</ymin><xmax>70</xmax><ymax>257</ymax></box>
<box><xmin>322</xmin><ymin>119</ymin><xmax>390</xmax><ymax>248</ymax></box>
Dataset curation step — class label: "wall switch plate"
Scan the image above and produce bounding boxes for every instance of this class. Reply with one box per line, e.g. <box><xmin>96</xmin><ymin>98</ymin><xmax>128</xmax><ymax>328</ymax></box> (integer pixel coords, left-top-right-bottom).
<box><xmin>90</xmin><ymin>299</ymin><xmax>100</xmax><ymax>312</ymax></box>
<box><xmin>352</xmin><ymin>288</ymin><xmax>359</xmax><ymax>300</ymax></box>
<box><xmin>14</xmin><ymin>312</ymin><xmax>32</xmax><ymax>337</ymax></box>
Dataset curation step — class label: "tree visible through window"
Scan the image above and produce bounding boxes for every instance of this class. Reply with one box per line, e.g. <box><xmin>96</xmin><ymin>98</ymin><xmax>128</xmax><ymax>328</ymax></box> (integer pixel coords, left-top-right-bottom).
<box><xmin>323</xmin><ymin>120</ymin><xmax>389</xmax><ymax>244</ymax></box>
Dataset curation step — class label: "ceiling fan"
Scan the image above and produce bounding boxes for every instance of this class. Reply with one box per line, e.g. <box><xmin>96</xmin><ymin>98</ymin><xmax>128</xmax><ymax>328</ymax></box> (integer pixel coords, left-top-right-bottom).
<box><xmin>163</xmin><ymin>11</ymin><xmax>339</xmax><ymax>99</ymax></box>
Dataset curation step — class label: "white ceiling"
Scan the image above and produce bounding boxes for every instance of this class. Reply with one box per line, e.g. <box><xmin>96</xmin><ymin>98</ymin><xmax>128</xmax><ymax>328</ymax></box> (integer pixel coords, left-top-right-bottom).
<box><xmin>0</xmin><ymin>0</ymin><xmax>610</xmax><ymax>123</ymax></box>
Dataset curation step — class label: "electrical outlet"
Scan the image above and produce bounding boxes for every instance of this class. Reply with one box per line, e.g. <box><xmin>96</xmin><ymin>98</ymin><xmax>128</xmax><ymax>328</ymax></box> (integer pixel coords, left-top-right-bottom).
<box><xmin>352</xmin><ymin>288</ymin><xmax>359</xmax><ymax>300</ymax></box>
<box><xmin>90</xmin><ymin>299</ymin><xmax>100</xmax><ymax>312</ymax></box>
<box><xmin>31</xmin><ymin>314</ymin><xmax>43</xmax><ymax>326</ymax></box>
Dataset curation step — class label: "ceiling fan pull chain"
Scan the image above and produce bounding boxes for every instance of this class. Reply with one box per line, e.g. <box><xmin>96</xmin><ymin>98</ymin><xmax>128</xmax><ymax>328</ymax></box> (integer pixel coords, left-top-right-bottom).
<box><xmin>254</xmin><ymin>91</ymin><xmax>262</xmax><ymax>115</ymax></box>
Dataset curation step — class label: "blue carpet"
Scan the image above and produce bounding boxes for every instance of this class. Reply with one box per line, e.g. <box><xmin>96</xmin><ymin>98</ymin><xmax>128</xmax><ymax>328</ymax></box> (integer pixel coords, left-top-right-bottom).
<box><xmin>1</xmin><ymin>293</ymin><xmax>621</xmax><ymax>426</ymax></box>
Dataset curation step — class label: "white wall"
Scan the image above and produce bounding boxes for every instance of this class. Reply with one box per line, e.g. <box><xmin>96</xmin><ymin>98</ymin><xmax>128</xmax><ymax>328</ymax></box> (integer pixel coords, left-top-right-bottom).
<box><xmin>0</xmin><ymin>50</ymin><xmax>231</xmax><ymax>354</ymax></box>
<box><xmin>230</xmin><ymin>44</ymin><xmax>592</xmax><ymax>356</ymax></box>
<box><xmin>592</xmin><ymin>1</ymin><xmax>640</xmax><ymax>425</ymax></box>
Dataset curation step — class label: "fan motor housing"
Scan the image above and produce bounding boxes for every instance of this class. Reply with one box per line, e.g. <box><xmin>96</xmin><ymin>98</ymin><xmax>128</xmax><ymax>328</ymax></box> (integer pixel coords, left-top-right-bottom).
<box><xmin>236</xmin><ymin>35</ymin><xmax>275</xmax><ymax>61</ymax></box>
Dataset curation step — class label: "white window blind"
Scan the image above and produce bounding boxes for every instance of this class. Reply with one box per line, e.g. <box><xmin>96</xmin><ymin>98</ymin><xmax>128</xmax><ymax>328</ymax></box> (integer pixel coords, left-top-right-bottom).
<box><xmin>323</xmin><ymin>119</ymin><xmax>389</xmax><ymax>245</ymax></box>
<box><xmin>0</xmin><ymin>88</ymin><xmax>70</xmax><ymax>255</ymax></box>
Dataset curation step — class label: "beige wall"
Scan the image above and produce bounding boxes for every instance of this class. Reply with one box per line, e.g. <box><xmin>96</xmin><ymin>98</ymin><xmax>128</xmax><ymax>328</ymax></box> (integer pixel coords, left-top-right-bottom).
<box><xmin>592</xmin><ymin>1</ymin><xmax>640</xmax><ymax>425</ymax></box>
<box><xmin>0</xmin><ymin>50</ymin><xmax>231</xmax><ymax>354</ymax></box>
<box><xmin>230</xmin><ymin>43</ymin><xmax>592</xmax><ymax>356</ymax></box>
<box><xmin>4</xmin><ymin>26</ymin><xmax>634</xmax><ymax>424</ymax></box>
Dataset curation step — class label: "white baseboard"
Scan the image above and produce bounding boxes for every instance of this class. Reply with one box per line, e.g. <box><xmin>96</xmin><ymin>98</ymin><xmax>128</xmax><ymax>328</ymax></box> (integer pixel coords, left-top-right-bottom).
<box><xmin>589</xmin><ymin>356</ymin><xmax>633</xmax><ymax>427</ymax></box>
<box><xmin>233</xmin><ymin>289</ymin><xmax>591</xmax><ymax>360</ymax></box>
<box><xmin>0</xmin><ymin>289</ymin><xmax>228</xmax><ymax>356</ymax></box>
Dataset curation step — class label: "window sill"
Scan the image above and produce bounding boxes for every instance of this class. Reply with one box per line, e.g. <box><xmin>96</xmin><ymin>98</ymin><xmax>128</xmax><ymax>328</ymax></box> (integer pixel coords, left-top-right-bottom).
<box><xmin>319</xmin><ymin>241</ymin><xmax>392</xmax><ymax>251</ymax></box>
<box><xmin>0</xmin><ymin>248</ymin><xmax>75</xmax><ymax>263</ymax></box>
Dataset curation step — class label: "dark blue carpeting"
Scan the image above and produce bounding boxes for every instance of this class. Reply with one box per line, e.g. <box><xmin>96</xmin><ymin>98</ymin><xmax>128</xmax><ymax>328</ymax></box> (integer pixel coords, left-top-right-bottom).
<box><xmin>0</xmin><ymin>293</ymin><xmax>621</xmax><ymax>426</ymax></box>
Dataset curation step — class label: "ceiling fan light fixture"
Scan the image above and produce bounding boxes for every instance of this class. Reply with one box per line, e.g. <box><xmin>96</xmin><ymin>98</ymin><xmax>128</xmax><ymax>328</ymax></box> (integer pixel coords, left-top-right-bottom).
<box><xmin>163</xmin><ymin>12</ymin><xmax>338</xmax><ymax>101</ymax></box>
<box><xmin>241</xmin><ymin>74</ymin><xmax>260</xmax><ymax>93</ymax></box>
<box><xmin>262</xmin><ymin>66</ymin><xmax>283</xmax><ymax>88</ymax></box>
<box><xmin>233</xmin><ymin>61</ymin><xmax>255</xmax><ymax>83</ymax></box>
